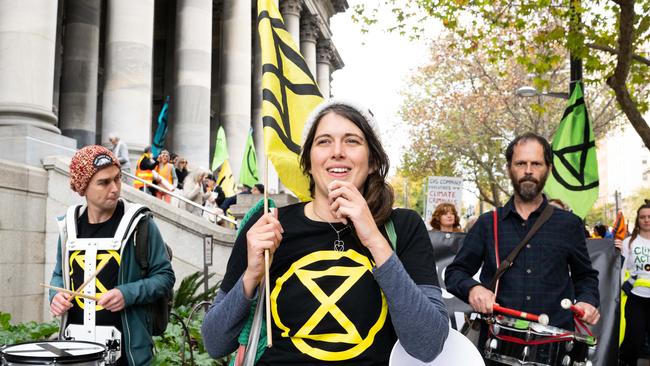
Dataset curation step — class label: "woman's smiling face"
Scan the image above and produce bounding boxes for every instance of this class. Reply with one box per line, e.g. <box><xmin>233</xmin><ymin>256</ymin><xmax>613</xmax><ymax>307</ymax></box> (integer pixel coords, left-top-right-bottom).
<box><xmin>309</xmin><ymin>112</ymin><xmax>371</xmax><ymax>199</ymax></box>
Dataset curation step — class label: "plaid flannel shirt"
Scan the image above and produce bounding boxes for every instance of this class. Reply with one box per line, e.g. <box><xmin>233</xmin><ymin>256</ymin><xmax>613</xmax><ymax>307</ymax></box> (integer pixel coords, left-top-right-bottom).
<box><xmin>445</xmin><ymin>196</ymin><xmax>599</xmax><ymax>329</ymax></box>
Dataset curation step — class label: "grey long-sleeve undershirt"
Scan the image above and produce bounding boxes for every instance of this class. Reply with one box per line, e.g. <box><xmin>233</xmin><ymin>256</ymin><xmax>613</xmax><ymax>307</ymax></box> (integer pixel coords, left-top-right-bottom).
<box><xmin>201</xmin><ymin>253</ymin><xmax>449</xmax><ymax>362</ymax></box>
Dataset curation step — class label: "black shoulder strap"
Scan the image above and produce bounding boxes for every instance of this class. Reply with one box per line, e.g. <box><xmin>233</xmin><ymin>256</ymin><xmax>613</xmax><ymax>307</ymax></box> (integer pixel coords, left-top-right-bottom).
<box><xmin>135</xmin><ymin>213</ymin><xmax>152</xmax><ymax>275</ymax></box>
<box><xmin>488</xmin><ymin>204</ymin><xmax>554</xmax><ymax>291</ymax></box>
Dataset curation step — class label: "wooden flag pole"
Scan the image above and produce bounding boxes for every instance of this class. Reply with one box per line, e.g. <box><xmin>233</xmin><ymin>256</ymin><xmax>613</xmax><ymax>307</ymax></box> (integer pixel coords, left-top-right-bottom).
<box><xmin>264</xmin><ymin>156</ymin><xmax>272</xmax><ymax>347</ymax></box>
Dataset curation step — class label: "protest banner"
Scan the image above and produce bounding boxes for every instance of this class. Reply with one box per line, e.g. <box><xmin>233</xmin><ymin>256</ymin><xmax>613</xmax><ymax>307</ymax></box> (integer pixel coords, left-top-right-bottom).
<box><xmin>424</xmin><ymin>176</ymin><xmax>463</xmax><ymax>225</ymax></box>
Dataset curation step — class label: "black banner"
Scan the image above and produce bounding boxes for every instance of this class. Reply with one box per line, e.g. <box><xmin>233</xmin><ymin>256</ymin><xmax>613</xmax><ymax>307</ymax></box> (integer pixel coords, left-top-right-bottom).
<box><xmin>430</xmin><ymin>232</ymin><xmax>620</xmax><ymax>366</ymax></box>
<box><xmin>585</xmin><ymin>238</ymin><xmax>620</xmax><ymax>366</ymax></box>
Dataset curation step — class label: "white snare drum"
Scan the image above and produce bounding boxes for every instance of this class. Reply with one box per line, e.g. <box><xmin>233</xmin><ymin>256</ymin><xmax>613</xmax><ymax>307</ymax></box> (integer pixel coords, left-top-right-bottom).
<box><xmin>484</xmin><ymin>315</ymin><xmax>597</xmax><ymax>366</ymax></box>
<box><xmin>1</xmin><ymin>341</ymin><xmax>106</xmax><ymax>365</ymax></box>
<box><xmin>390</xmin><ymin>327</ymin><xmax>485</xmax><ymax>365</ymax></box>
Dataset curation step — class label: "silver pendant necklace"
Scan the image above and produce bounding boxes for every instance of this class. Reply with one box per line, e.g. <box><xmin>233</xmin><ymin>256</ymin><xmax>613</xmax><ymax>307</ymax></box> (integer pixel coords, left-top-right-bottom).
<box><xmin>312</xmin><ymin>206</ymin><xmax>349</xmax><ymax>252</ymax></box>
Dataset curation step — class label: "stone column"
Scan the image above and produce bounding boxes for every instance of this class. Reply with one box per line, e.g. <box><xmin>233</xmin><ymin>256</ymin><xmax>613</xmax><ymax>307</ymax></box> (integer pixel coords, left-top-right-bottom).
<box><xmin>101</xmin><ymin>0</ymin><xmax>154</xmax><ymax>153</ymax></box>
<box><xmin>59</xmin><ymin>0</ymin><xmax>101</xmax><ymax>148</ymax></box>
<box><xmin>280</xmin><ymin>0</ymin><xmax>302</xmax><ymax>44</ymax></box>
<box><xmin>220</xmin><ymin>0</ymin><xmax>251</xmax><ymax>179</ymax></box>
<box><xmin>300</xmin><ymin>14</ymin><xmax>318</xmax><ymax>77</ymax></box>
<box><xmin>0</xmin><ymin>0</ymin><xmax>77</xmax><ymax>166</ymax></box>
<box><xmin>317</xmin><ymin>41</ymin><xmax>332</xmax><ymax>98</ymax></box>
<box><xmin>172</xmin><ymin>0</ymin><xmax>212</xmax><ymax>169</ymax></box>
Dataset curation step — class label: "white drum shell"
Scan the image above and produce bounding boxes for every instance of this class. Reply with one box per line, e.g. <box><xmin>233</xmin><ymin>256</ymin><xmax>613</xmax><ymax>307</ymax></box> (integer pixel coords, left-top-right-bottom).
<box><xmin>1</xmin><ymin>341</ymin><xmax>105</xmax><ymax>365</ymax></box>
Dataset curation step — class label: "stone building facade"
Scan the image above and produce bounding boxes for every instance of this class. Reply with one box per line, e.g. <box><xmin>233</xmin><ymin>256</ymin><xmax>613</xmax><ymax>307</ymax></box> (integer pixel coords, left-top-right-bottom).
<box><xmin>0</xmin><ymin>0</ymin><xmax>345</xmax><ymax>180</ymax></box>
<box><xmin>0</xmin><ymin>0</ymin><xmax>346</xmax><ymax>322</ymax></box>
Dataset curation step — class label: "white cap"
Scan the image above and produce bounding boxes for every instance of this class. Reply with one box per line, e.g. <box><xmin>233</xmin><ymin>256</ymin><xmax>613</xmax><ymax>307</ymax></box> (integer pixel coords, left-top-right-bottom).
<box><xmin>560</xmin><ymin>298</ymin><xmax>572</xmax><ymax>310</ymax></box>
<box><xmin>301</xmin><ymin>98</ymin><xmax>381</xmax><ymax>146</ymax></box>
<box><xmin>538</xmin><ymin>314</ymin><xmax>549</xmax><ymax>326</ymax></box>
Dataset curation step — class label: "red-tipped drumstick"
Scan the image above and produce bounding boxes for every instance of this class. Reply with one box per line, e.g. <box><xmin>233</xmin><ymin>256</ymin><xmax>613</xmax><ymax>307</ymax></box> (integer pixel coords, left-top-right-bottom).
<box><xmin>492</xmin><ymin>304</ymin><xmax>549</xmax><ymax>325</ymax></box>
<box><xmin>561</xmin><ymin>298</ymin><xmax>585</xmax><ymax>318</ymax></box>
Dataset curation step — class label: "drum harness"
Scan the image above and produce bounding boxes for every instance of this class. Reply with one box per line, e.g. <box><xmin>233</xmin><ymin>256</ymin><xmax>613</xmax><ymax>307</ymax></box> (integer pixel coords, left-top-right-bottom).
<box><xmin>56</xmin><ymin>201</ymin><xmax>150</xmax><ymax>364</ymax></box>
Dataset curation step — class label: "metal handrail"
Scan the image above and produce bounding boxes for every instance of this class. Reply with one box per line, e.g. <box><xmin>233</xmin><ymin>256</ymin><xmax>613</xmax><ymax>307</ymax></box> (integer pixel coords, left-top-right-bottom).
<box><xmin>122</xmin><ymin>170</ymin><xmax>238</xmax><ymax>227</ymax></box>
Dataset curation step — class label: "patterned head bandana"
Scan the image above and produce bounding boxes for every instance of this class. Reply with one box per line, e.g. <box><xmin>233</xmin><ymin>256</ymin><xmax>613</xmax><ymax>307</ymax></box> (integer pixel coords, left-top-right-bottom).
<box><xmin>69</xmin><ymin>145</ymin><xmax>121</xmax><ymax>196</ymax></box>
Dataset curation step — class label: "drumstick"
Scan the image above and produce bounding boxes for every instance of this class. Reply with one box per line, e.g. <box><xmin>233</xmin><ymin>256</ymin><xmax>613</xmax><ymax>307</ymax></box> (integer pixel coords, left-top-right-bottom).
<box><xmin>76</xmin><ymin>262</ymin><xmax>107</xmax><ymax>293</ymax></box>
<box><xmin>561</xmin><ymin>298</ymin><xmax>585</xmax><ymax>318</ymax></box>
<box><xmin>493</xmin><ymin>304</ymin><xmax>549</xmax><ymax>325</ymax></box>
<box><xmin>40</xmin><ymin>283</ymin><xmax>100</xmax><ymax>302</ymax></box>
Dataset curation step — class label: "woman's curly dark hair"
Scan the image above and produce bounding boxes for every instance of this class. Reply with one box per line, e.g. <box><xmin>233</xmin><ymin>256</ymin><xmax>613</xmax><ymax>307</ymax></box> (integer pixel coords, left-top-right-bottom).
<box><xmin>299</xmin><ymin>103</ymin><xmax>394</xmax><ymax>226</ymax></box>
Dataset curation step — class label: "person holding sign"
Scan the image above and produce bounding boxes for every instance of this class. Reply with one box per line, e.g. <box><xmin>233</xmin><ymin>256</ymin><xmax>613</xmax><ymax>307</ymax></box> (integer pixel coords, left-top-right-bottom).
<box><xmin>201</xmin><ymin>99</ymin><xmax>449</xmax><ymax>365</ymax></box>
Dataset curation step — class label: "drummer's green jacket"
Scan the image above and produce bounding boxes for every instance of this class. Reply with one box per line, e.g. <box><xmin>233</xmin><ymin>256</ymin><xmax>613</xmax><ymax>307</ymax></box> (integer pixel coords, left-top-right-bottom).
<box><xmin>49</xmin><ymin>205</ymin><xmax>175</xmax><ymax>366</ymax></box>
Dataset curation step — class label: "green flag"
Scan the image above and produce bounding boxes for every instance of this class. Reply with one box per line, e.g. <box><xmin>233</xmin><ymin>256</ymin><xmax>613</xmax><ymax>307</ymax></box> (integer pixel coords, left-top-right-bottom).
<box><xmin>239</xmin><ymin>129</ymin><xmax>259</xmax><ymax>188</ymax></box>
<box><xmin>211</xmin><ymin>126</ymin><xmax>229</xmax><ymax>172</ymax></box>
<box><xmin>544</xmin><ymin>83</ymin><xmax>599</xmax><ymax>218</ymax></box>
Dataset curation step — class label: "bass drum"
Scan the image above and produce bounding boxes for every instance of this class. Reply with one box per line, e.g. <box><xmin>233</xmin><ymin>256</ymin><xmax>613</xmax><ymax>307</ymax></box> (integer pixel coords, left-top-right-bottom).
<box><xmin>390</xmin><ymin>327</ymin><xmax>485</xmax><ymax>365</ymax></box>
<box><xmin>1</xmin><ymin>340</ymin><xmax>106</xmax><ymax>365</ymax></box>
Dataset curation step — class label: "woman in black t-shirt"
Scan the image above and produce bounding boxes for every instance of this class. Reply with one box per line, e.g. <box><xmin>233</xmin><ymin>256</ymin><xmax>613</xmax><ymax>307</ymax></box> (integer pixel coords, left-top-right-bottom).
<box><xmin>202</xmin><ymin>99</ymin><xmax>449</xmax><ymax>365</ymax></box>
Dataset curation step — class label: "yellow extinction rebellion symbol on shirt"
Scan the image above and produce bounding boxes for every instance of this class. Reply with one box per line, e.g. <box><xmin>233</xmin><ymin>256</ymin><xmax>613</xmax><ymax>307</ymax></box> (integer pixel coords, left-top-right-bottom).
<box><xmin>270</xmin><ymin>250</ymin><xmax>388</xmax><ymax>361</ymax></box>
<box><xmin>69</xmin><ymin>250</ymin><xmax>120</xmax><ymax>310</ymax></box>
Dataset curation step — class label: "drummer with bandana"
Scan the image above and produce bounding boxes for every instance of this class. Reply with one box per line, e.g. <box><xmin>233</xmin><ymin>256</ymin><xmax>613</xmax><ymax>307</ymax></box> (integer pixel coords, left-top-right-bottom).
<box><xmin>445</xmin><ymin>132</ymin><xmax>600</xmax><ymax>363</ymax></box>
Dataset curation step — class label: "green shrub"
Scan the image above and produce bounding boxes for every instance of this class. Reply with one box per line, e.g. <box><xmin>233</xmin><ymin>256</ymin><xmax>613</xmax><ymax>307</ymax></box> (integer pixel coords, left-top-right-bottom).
<box><xmin>153</xmin><ymin>271</ymin><xmax>229</xmax><ymax>365</ymax></box>
<box><xmin>0</xmin><ymin>312</ymin><xmax>58</xmax><ymax>345</ymax></box>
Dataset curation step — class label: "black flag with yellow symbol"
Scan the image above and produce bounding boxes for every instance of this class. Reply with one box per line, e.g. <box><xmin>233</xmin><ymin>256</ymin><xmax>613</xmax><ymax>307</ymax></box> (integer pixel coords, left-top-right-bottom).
<box><xmin>258</xmin><ymin>0</ymin><xmax>323</xmax><ymax>202</ymax></box>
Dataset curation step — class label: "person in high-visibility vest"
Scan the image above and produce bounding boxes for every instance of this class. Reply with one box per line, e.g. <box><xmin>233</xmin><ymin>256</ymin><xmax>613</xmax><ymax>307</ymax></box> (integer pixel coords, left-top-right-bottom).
<box><xmin>154</xmin><ymin>150</ymin><xmax>177</xmax><ymax>203</ymax></box>
<box><xmin>134</xmin><ymin>146</ymin><xmax>156</xmax><ymax>194</ymax></box>
<box><xmin>618</xmin><ymin>200</ymin><xmax>650</xmax><ymax>366</ymax></box>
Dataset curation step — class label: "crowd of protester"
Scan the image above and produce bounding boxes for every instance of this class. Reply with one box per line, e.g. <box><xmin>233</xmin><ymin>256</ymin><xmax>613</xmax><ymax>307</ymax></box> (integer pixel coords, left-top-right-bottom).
<box><xmin>120</xmin><ymin>142</ymin><xmax>264</xmax><ymax>227</ymax></box>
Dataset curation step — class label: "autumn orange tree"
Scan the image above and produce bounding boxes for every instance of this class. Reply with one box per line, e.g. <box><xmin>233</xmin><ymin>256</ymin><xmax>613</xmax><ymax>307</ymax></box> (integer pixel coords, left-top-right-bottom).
<box><xmin>354</xmin><ymin>0</ymin><xmax>650</xmax><ymax>150</ymax></box>
<box><xmin>399</xmin><ymin>34</ymin><xmax>621</xmax><ymax>206</ymax></box>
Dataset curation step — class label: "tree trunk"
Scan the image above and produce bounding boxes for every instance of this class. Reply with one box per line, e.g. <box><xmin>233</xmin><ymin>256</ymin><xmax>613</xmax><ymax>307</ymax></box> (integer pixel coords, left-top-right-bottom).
<box><xmin>607</xmin><ymin>0</ymin><xmax>650</xmax><ymax>150</ymax></box>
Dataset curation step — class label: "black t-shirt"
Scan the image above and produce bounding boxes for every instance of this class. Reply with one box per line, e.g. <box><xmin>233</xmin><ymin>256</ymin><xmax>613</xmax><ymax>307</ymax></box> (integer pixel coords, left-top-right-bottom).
<box><xmin>67</xmin><ymin>201</ymin><xmax>124</xmax><ymax>331</ymax></box>
<box><xmin>221</xmin><ymin>202</ymin><xmax>437</xmax><ymax>365</ymax></box>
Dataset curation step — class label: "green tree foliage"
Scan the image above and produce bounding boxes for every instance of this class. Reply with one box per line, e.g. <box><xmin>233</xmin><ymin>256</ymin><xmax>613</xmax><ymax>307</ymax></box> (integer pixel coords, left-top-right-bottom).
<box><xmin>390</xmin><ymin>172</ymin><xmax>428</xmax><ymax>214</ymax></box>
<box><xmin>398</xmin><ymin>35</ymin><xmax>620</xmax><ymax>206</ymax></box>
<box><xmin>622</xmin><ymin>186</ymin><xmax>650</xmax><ymax>222</ymax></box>
<box><xmin>355</xmin><ymin>0</ymin><xmax>650</xmax><ymax>150</ymax></box>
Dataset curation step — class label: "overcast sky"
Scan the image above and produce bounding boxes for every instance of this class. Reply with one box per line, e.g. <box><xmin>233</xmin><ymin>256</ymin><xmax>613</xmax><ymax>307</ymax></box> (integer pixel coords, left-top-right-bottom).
<box><xmin>329</xmin><ymin>1</ymin><xmax>433</xmax><ymax>174</ymax></box>
<box><xmin>329</xmin><ymin>6</ymin><xmax>480</xmax><ymax>211</ymax></box>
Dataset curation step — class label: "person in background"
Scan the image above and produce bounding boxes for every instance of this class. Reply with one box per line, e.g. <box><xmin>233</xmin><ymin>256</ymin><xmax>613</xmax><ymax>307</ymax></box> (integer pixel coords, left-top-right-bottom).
<box><xmin>133</xmin><ymin>146</ymin><xmax>156</xmax><ymax>195</ymax></box>
<box><xmin>251</xmin><ymin>183</ymin><xmax>265</xmax><ymax>195</ymax></box>
<box><xmin>201</xmin><ymin>99</ymin><xmax>448</xmax><ymax>364</ymax></box>
<box><xmin>618</xmin><ymin>201</ymin><xmax>650</xmax><ymax>366</ymax></box>
<box><xmin>174</xmin><ymin>157</ymin><xmax>189</xmax><ymax>191</ymax></box>
<box><xmin>429</xmin><ymin>203</ymin><xmax>463</xmax><ymax>232</ymax></box>
<box><xmin>219</xmin><ymin>184</ymin><xmax>252</xmax><ymax>214</ymax></box>
<box><xmin>212</xmin><ymin>183</ymin><xmax>226</xmax><ymax>208</ymax></box>
<box><xmin>592</xmin><ymin>223</ymin><xmax>608</xmax><ymax>239</ymax></box>
<box><xmin>108</xmin><ymin>134</ymin><xmax>131</xmax><ymax>175</ymax></box>
<box><xmin>203</xmin><ymin>174</ymin><xmax>225</xmax><ymax>224</ymax></box>
<box><xmin>182</xmin><ymin>168</ymin><xmax>211</xmax><ymax>216</ymax></box>
<box><xmin>153</xmin><ymin>150</ymin><xmax>177</xmax><ymax>202</ymax></box>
